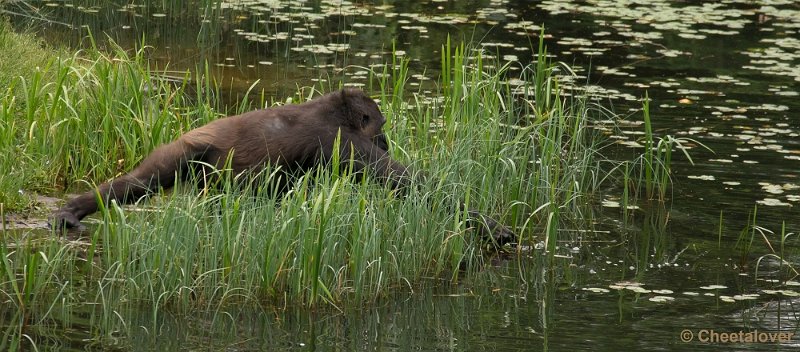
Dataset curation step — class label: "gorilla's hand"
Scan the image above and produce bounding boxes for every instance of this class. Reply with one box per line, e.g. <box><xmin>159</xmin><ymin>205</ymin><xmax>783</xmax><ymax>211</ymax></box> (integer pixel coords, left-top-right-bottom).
<box><xmin>49</xmin><ymin>210</ymin><xmax>86</xmax><ymax>231</ymax></box>
<box><xmin>468</xmin><ymin>210</ymin><xmax>516</xmax><ymax>247</ymax></box>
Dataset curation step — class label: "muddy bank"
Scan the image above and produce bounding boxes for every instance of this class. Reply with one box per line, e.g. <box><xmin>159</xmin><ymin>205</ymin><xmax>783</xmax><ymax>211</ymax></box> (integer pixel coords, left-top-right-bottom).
<box><xmin>2</xmin><ymin>195</ymin><xmax>63</xmax><ymax>230</ymax></box>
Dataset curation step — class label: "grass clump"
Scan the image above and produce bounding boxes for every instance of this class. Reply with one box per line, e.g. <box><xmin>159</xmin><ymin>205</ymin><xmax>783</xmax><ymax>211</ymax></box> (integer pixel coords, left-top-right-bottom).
<box><xmin>0</xmin><ymin>31</ymin><xmax>220</xmax><ymax>210</ymax></box>
<box><xmin>0</xmin><ymin>20</ymin><xmax>55</xmax><ymax>95</ymax></box>
<box><xmin>0</xmin><ymin>20</ymin><xmax>63</xmax><ymax>208</ymax></box>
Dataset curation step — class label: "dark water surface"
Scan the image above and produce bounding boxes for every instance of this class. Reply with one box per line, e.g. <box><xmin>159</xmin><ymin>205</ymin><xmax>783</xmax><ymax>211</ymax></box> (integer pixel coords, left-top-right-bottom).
<box><xmin>6</xmin><ymin>0</ymin><xmax>800</xmax><ymax>350</ymax></box>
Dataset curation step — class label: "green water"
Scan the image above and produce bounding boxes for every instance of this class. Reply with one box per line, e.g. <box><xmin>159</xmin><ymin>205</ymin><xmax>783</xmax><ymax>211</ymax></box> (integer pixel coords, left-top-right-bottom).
<box><xmin>4</xmin><ymin>0</ymin><xmax>800</xmax><ymax>350</ymax></box>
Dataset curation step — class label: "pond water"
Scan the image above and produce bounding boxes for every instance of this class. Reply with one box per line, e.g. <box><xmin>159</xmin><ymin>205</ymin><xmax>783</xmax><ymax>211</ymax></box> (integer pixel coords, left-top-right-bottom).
<box><xmin>5</xmin><ymin>0</ymin><xmax>800</xmax><ymax>350</ymax></box>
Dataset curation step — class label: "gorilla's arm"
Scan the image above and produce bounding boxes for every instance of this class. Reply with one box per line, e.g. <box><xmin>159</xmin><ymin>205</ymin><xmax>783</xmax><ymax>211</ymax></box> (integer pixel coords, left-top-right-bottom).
<box><xmin>50</xmin><ymin>139</ymin><xmax>201</xmax><ymax>229</ymax></box>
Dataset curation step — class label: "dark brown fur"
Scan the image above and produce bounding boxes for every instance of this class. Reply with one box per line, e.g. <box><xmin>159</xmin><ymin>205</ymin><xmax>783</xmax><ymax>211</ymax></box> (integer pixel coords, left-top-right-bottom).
<box><xmin>50</xmin><ymin>89</ymin><xmax>514</xmax><ymax>245</ymax></box>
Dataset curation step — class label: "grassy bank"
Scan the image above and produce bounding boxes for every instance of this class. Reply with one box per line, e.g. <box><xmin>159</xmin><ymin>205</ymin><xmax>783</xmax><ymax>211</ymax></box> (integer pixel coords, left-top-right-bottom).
<box><xmin>0</xmin><ymin>21</ymin><xmax>59</xmax><ymax>208</ymax></box>
<box><xmin>0</xmin><ymin>23</ymin><xmax>660</xmax><ymax>348</ymax></box>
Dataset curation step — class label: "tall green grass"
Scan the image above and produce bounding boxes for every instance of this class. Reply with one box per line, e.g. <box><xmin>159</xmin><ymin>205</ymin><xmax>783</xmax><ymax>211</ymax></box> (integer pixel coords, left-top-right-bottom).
<box><xmin>618</xmin><ymin>93</ymin><xmax>708</xmax><ymax>205</ymax></box>
<box><xmin>0</xmin><ymin>21</ymin><xmax>61</xmax><ymax>208</ymax></box>
<box><xmin>0</xmin><ymin>30</ymin><xmax>614</xmax><ymax>295</ymax></box>
<box><xmin>0</xmin><ymin>27</ymin><xmax>669</xmax><ymax>348</ymax></box>
<box><xmin>0</xmin><ymin>35</ymin><xmax>219</xmax><ymax>207</ymax></box>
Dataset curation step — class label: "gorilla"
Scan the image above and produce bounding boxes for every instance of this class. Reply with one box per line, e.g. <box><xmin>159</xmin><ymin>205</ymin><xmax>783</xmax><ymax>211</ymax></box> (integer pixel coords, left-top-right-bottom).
<box><xmin>50</xmin><ymin>88</ymin><xmax>515</xmax><ymax>245</ymax></box>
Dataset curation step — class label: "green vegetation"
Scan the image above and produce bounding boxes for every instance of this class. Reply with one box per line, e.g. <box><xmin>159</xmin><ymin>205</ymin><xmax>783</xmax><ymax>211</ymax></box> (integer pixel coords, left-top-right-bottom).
<box><xmin>0</xmin><ymin>21</ymin><xmax>59</xmax><ymax>208</ymax></box>
<box><xmin>0</xmin><ymin>21</ymin><xmax>55</xmax><ymax>95</ymax></box>
<box><xmin>0</xmin><ymin>22</ymin><xmax>678</xmax><ymax>349</ymax></box>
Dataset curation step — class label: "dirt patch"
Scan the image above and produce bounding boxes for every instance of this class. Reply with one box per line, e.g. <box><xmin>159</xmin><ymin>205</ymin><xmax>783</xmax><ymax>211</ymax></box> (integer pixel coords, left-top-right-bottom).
<box><xmin>2</xmin><ymin>195</ymin><xmax>62</xmax><ymax>230</ymax></box>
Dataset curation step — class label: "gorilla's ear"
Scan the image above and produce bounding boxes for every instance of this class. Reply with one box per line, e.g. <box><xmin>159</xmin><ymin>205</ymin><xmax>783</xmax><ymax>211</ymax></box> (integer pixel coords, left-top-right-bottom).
<box><xmin>339</xmin><ymin>89</ymin><xmax>361</xmax><ymax>128</ymax></box>
<box><xmin>340</xmin><ymin>88</ymin><xmax>360</xmax><ymax>105</ymax></box>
